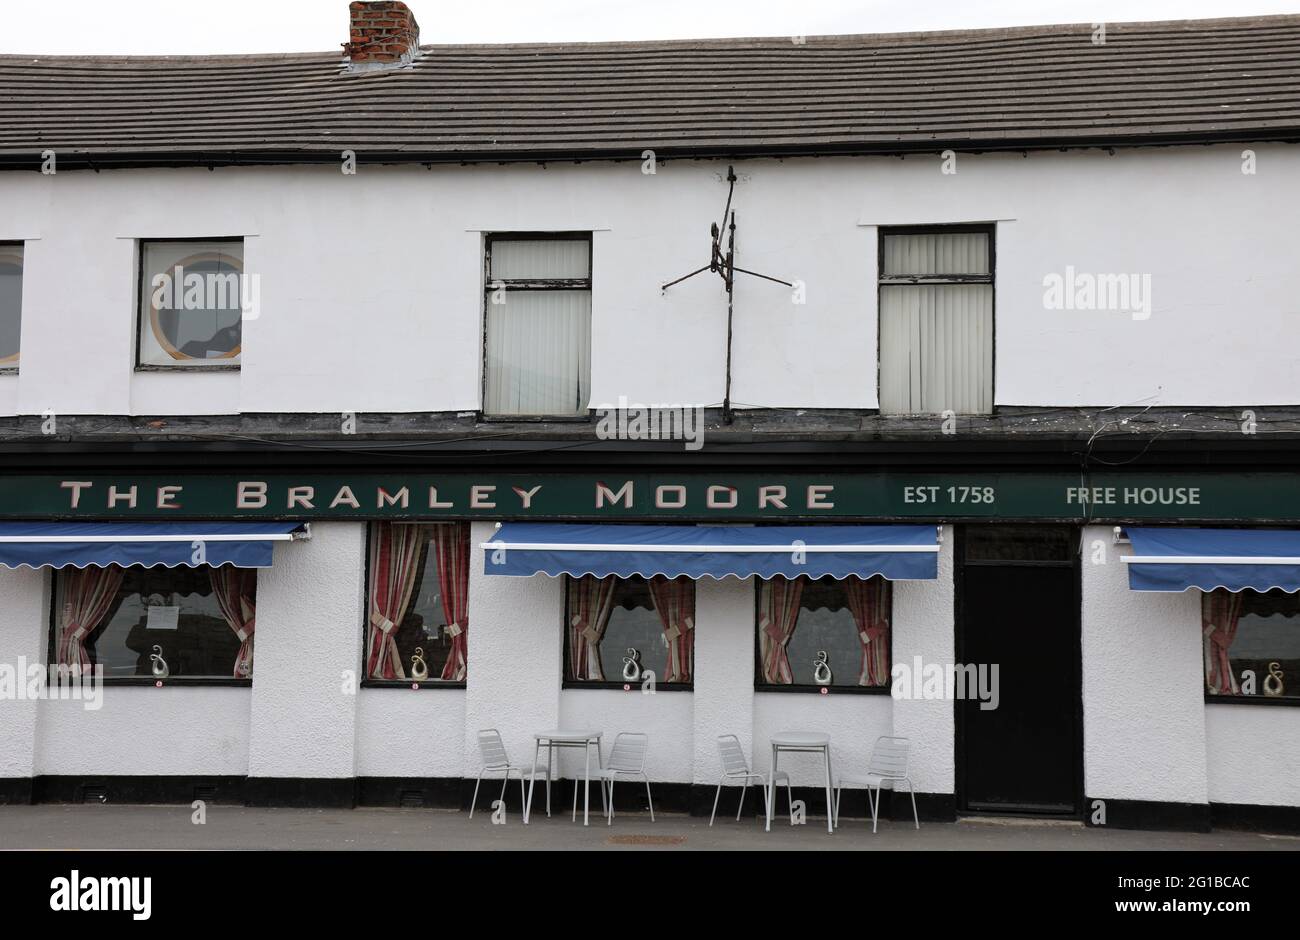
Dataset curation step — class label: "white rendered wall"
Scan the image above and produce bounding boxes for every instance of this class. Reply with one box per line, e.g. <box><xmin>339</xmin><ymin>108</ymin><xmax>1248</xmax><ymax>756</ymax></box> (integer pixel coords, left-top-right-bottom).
<box><xmin>2</xmin><ymin>144</ymin><xmax>1298</xmax><ymax>418</ymax></box>
<box><xmin>1205</xmin><ymin>706</ymin><xmax>1300</xmax><ymax>807</ymax></box>
<box><xmin>247</xmin><ymin>522</ymin><xmax>366</xmax><ymax>779</ymax></box>
<box><xmin>1081</xmin><ymin>525</ymin><xmax>1208</xmax><ymax>805</ymax></box>
<box><xmin>36</xmin><ymin>687</ymin><xmax>251</xmax><ymax>776</ymax></box>
<box><xmin>0</xmin><ymin>567</ymin><xmax>48</xmax><ymax>779</ymax></box>
<box><xmin>463</xmin><ymin>521</ymin><xmax>563</xmax><ymax>778</ymax></box>
<box><xmin>355</xmin><ymin>689</ymin><xmax>466</xmax><ymax>778</ymax></box>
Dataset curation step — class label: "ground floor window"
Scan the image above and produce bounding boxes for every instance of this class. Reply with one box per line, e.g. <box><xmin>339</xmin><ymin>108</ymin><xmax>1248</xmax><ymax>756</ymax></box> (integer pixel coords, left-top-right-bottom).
<box><xmin>1203</xmin><ymin>588</ymin><xmax>1300</xmax><ymax>701</ymax></box>
<box><xmin>50</xmin><ymin>564</ymin><xmax>257</xmax><ymax>679</ymax></box>
<box><xmin>756</xmin><ymin>575</ymin><xmax>891</xmax><ymax>691</ymax></box>
<box><xmin>365</xmin><ymin>522</ymin><xmax>470</xmax><ymax>683</ymax></box>
<box><xmin>565</xmin><ymin>574</ymin><xmax>694</xmax><ymax>687</ymax></box>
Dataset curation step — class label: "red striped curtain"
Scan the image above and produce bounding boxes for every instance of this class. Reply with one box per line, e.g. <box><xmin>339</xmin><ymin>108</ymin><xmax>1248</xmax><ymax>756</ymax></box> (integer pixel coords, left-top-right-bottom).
<box><xmin>567</xmin><ymin>575</ymin><xmax>618</xmax><ymax>680</ymax></box>
<box><xmin>366</xmin><ymin>523</ymin><xmax>425</xmax><ymax>679</ymax></box>
<box><xmin>433</xmin><ymin>523</ymin><xmax>470</xmax><ymax>681</ymax></box>
<box><xmin>1202</xmin><ymin>589</ymin><xmax>1245</xmax><ymax>695</ymax></box>
<box><xmin>845</xmin><ymin>576</ymin><xmax>891</xmax><ymax>687</ymax></box>
<box><xmin>758</xmin><ymin>577</ymin><xmax>804</xmax><ymax>684</ymax></box>
<box><xmin>56</xmin><ymin>565</ymin><xmax>125</xmax><ymax>672</ymax></box>
<box><xmin>210</xmin><ymin>566</ymin><xmax>258</xmax><ymax>678</ymax></box>
<box><xmin>648</xmin><ymin>576</ymin><xmax>695</xmax><ymax>683</ymax></box>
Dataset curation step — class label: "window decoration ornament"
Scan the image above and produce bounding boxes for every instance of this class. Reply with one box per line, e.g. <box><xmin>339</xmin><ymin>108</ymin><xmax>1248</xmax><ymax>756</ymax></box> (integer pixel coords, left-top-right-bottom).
<box><xmin>410</xmin><ymin>647</ymin><xmax>429</xmax><ymax>682</ymax></box>
<box><xmin>621</xmin><ymin>647</ymin><xmax>642</xmax><ymax>683</ymax></box>
<box><xmin>659</xmin><ymin>166</ymin><xmax>793</xmax><ymax>425</ymax></box>
<box><xmin>150</xmin><ymin>645</ymin><xmax>169</xmax><ymax>679</ymax></box>
<box><xmin>813</xmin><ymin>649</ymin><xmax>833</xmax><ymax>686</ymax></box>
<box><xmin>1264</xmin><ymin>662</ymin><xmax>1285</xmax><ymax>697</ymax></box>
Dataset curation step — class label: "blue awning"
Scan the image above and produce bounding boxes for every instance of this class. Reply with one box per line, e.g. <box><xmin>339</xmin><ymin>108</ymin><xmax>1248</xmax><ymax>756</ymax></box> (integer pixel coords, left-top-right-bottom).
<box><xmin>1123</xmin><ymin>527</ymin><xmax>1300</xmax><ymax>593</ymax></box>
<box><xmin>0</xmin><ymin>522</ymin><xmax>308</xmax><ymax>570</ymax></box>
<box><xmin>481</xmin><ymin>523</ymin><xmax>939</xmax><ymax>580</ymax></box>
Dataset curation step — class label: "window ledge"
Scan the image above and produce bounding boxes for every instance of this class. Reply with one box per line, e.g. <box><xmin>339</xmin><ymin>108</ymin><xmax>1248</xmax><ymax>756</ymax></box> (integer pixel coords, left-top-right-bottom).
<box><xmin>755</xmin><ymin>684</ymin><xmax>892</xmax><ymax>695</ymax></box>
<box><xmin>562</xmin><ymin>680</ymin><xmax>693</xmax><ymax>692</ymax></box>
<box><xmin>94</xmin><ymin>677</ymin><xmax>252</xmax><ymax>687</ymax></box>
<box><xmin>134</xmin><ymin>364</ymin><xmax>241</xmax><ymax>373</ymax></box>
<box><xmin>1204</xmin><ymin>694</ymin><xmax>1300</xmax><ymax>708</ymax></box>
<box><xmin>360</xmin><ymin>679</ymin><xmax>466</xmax><ymax>690</ymax></box>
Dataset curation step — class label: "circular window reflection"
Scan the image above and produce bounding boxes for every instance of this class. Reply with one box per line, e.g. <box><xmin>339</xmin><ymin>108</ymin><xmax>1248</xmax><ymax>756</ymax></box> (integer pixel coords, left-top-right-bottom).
<box><xmin>149</xmin><ymin>250</ymin><xmax>243</xmax><ymax>361</ymax></box>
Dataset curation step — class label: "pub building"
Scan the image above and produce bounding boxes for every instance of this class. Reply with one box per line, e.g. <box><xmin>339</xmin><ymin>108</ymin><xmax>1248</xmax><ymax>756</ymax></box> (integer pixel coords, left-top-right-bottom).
<box><xmin>0</xmin><ymin>4</ymin><xmax>1298</xmax><ymax>834</ymax></box>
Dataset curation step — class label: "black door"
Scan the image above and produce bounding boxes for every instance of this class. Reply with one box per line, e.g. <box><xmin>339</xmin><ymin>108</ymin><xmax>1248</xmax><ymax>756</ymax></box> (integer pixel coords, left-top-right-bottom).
<box><xmin>956</xmin><ymin>525</ymin><xmax>1082</xmax><ymax>816</ymax></box>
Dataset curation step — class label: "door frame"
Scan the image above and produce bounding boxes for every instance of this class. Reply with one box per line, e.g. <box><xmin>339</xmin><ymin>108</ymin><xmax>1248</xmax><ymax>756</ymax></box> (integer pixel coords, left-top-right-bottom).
<box><xmin>953</xmin><ymin>524</ymin><xmax>1085</xmax><ymax>818</ymax></box>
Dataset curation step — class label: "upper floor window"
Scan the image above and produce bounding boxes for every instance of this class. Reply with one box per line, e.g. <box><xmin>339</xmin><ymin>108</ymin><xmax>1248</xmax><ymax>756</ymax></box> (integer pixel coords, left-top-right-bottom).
<box><xmin>0</xmin><ymin>243</ymin><xmax>22</xmax><ymax>369</ymax></box>
<box><xmin>483</xmin><ymin>234</ymin><xmax>591</xmax><ymax>417</ymax></box>
<box><xmin>756</xmin><ymin>575</ymin><xmax>891</xmax><ymax>692</ymax></box>
<box><xmin>138</xmin><ymin>239</ymin><xmax>244</xmax><ymax>368</ymax></box>
<box><xmin>1204</xmin><ymin>588</ymin><xmax>1300</xmax><ymax>703</ymax></box>
<box><xmin>565</xmin><ymin>574</ymin><xmax>694</xmax><ymax>688</ymax></box>
<box><xmin>878</xmin><ymin>225</ymin><xmax>993</xmax><ymax>415</ymax></box>
<box><xmin>364</xmin><ymin>522</ymin><xmax>470</xmax><ymax>684</ymax></box>
<box><xmin>50</xmin><ymin>564</ymin><xmax>257</xmax><ymax>681</ymax></box>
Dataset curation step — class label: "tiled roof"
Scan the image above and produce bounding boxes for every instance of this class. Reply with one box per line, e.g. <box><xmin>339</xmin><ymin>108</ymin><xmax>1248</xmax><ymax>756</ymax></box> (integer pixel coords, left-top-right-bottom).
<box><xmin>3</xmin><ymin>16</ymin><xmax>1300</xmax><ymax>166</ymax></box>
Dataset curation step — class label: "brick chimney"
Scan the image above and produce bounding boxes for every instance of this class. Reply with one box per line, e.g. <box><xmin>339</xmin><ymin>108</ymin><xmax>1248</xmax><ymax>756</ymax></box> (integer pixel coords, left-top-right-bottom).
<box><xmin>342</xmin><ymin>1</ymin><xmax>421</xmax><ymax>68</ymax></box>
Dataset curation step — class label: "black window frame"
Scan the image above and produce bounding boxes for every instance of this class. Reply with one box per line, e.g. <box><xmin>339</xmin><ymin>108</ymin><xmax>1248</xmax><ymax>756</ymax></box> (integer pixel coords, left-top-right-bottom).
<box><xmin>480</xmin><ymin>231</ymin><xmax>594</xmax><ymax>422</ymax></box>
<box><xmin>1202</xmin><ymin>587</ymin><xmax>1300</xmax><ymax>708</ymax></box>
<box><xmin>0</xmin><ymin>240</ymin><xmax>23</xmax><ymax>373</ymax></box>
<box><xmin>876</xmin><ymin>222</ymin><xmax>996</xmax><ymax>416</ymax></box>
<box><xmin>134</xmin><ymin>235</ymin><xmax>246</xmax><ymax>372</ymax></box>
<box><xmin>46</xmin><ymin>566</ymin><xmax>254</xmax><ymax>688</ymax></box>
<box><xmin>752</xmin><ymin>574</ymin><xmax>894</xmax><ymax>695</ymax></box>
<box><xmin>359</xmin><ymin>521</ymin><xmax>468</xmax><ymax>690</ymax></box>
<box><xmin>561</xmin><ymin>573</ymin><xmax>694</xmax><ymax>692</ymax></box>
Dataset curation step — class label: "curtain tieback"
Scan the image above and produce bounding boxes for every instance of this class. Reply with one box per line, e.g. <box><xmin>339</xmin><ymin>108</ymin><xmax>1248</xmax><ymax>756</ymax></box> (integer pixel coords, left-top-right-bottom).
<box><xmin>370</xmin><ymin>613</ymin><xmax>396</xmax><ymax>634</ymax></box>
<box><xmin>581</xmin><ymin>625</ymin><xmax>601</xmax><ymax>644</ymax></box>
<box><xmin>446</xmin><ymin>621</ymin><xmax>464</xmax><ymax>638</ymax></box>
<box><xmin>681</xmin><ymin>616</ymin><xmax>694</xmax><ymax>632</ymax></box>
<box><xmin>70</xmin><ymin>625</ymin><xmax>87</xmax><ymax>641</ymax></box>
<box><xmin>664</xmin><ymin>624</ymin><xmax>681</xmax><ymax>642</ymax></box>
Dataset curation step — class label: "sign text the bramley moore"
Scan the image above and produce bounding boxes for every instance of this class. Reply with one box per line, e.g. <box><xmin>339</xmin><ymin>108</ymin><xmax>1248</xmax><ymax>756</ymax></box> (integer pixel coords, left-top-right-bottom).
<box><xmin>5</xmin><ymin>471</ymin><xmax>1299</xmax><ymax>521</ymax></box>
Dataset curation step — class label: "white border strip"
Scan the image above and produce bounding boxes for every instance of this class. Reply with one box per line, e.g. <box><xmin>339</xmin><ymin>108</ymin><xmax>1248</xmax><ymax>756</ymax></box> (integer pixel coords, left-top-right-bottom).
<box><xmin>1122</xmin><ymin>555</ymin><xmax>1300</xmax><ymax>565</ymax></box>
<box><xmin>480</xmin><ymin>541</ymin><xmax>938</xmax><ymax>553</ymax></box>
<box><xmin>0</xmin><ymin>533</ymin><xmax>298</xmax><ymax>544</ymax></box>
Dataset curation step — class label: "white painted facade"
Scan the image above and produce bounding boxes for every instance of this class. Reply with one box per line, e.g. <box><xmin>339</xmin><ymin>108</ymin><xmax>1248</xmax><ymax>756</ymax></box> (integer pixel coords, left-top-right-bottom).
<box><xmin>1</xmin><ymin>521</ymin><xmax>1295</xmax><ymax>814</ymax></box>
<box><xmin>0</xmin><ymin>144</ymin><xmax>1298</xmax><ymax>418</ymax></box>
<box><xmin>1</xmin><ymin>143</ymin><xmax>1297</xmax><ymax>824</ymax></box>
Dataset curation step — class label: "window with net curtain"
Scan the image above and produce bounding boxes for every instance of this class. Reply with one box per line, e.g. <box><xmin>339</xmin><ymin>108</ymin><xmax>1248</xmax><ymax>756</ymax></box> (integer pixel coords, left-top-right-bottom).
<box><xmin>0</xmin><ymin>243</ymin><xmax>23</xmax><ymax>369</ymax></box>
<box><xmin>483</xmin><ymin>235</ymin><xmax>591</xmax><ymax>417</ymax></box>
<box><xmin>878</xmin><ymin>227</ymin><xmax>993</xmax><ymax>415</ymax></box>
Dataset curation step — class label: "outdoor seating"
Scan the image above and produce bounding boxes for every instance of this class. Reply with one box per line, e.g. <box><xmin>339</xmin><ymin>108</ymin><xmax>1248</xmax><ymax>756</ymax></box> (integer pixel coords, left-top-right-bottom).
<box><xmin>833</xmin><ymin>735</ymin><xmax>919</xmax><ymax>832</ymax></box>
<box><xmin>470</xmin><ymin>728</ymin><xmax>548</xmax><ymax>820</ymax></box>
<box><xmin>711</xmin><ymin>733</ymin><xmax>792</xmax><ymax>826</ymax></box>
<box><xmin>594</xmin><ymin>732</ymin><xmax>654</xmax><ymax>826</ymax></box>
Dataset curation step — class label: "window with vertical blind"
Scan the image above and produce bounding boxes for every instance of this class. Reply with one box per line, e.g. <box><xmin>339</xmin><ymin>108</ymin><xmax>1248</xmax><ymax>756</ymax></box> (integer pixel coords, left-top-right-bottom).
<box><xmin>0</xmin><ymin>243</ymin><xmax>23</xmax><ymax>369</ymax></box>
<box><xmin>483</xmin><ymin>234</ymin><xmax>592</xmax><ymax>417</ymax></box>
<box><xmin>878</xmin><ymin>226</ymin><xmax>993</xmax><ymax>415</ymax></box>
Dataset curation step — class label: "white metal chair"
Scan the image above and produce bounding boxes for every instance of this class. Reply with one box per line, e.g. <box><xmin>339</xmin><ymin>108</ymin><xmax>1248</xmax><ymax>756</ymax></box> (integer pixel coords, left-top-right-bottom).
<box><xmin>470</xmin><ymin>728</ymin><xmax>548</xmax><ymax>820</ymax></box>
<box><xmin>594</xmin><ymin>732</ymin><xmax>654</xmax><ymax>826</ymax></box>
<box><xmin>833</xmin><ymin>735</ymin><xmax>918</xmax><ymax>832</ymax></box>
<box><xmin>710</xmin><ymin>734</ymin><xmax>792</xmax><ymax>826</ymax></box>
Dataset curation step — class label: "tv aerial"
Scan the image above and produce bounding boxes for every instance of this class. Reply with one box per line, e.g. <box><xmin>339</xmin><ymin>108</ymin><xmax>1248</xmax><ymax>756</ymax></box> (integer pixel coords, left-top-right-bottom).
<box><xmin>661</xmin><ymin>166</ymin><xmax>793</xmax><ymax>425</ymax></box>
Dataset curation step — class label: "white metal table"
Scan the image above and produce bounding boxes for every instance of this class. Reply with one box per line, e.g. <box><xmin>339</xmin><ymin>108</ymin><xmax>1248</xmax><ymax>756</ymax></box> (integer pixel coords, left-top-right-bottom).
<box><xmin>525</xmin><ymin>730</ymin><xmax>603</xmax><ymax>826</ymax></box>
<box><xmin>768</xmin><ymin>731</ymin><xmax>835</xmax><ymax>834</ymax></box>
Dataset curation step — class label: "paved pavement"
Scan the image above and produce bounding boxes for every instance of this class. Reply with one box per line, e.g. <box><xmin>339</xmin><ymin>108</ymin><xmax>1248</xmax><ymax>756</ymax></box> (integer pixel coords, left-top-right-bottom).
<box><xmin>0</xmin><ymin>804</ymin><xmax>1296</xmax><ymax>850</ymax></box>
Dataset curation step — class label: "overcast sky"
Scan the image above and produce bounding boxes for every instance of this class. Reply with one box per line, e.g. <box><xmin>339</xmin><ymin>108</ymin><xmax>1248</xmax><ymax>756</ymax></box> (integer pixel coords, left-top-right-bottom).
<box><xmin>4</xmin><ymin>0</ymin><xmax>1298</xmax><ymax>54</ymax></box>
